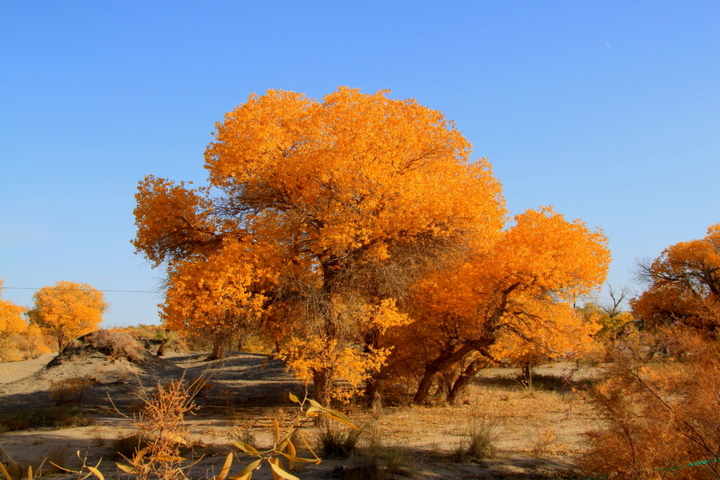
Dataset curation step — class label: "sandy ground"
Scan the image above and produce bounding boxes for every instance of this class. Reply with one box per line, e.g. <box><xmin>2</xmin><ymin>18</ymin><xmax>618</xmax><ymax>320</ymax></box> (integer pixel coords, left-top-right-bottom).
<box><xmin>0</xmin><ymin>351</ymin><xmax>599</xmax><ymax>479</ymax></box>
<box><xmin>0</xmin><ymin>354</ymin><xmax>57</xmax><ymax>384</ymax></box>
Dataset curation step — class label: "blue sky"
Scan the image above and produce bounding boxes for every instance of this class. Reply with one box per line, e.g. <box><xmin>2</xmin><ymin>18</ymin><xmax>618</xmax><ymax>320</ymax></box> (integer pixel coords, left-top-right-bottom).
<box><xmin>1</xmin><ymin>1</ymin><xmax>718</xmax><ymax>327</ymax></box>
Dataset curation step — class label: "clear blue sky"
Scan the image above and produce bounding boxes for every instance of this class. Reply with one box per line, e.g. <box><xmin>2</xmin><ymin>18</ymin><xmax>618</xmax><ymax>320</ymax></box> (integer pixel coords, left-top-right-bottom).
<box><xmin>2</xmin><ymin>1</ymin><xmax>718</xmax><ymax>327</ymax></box>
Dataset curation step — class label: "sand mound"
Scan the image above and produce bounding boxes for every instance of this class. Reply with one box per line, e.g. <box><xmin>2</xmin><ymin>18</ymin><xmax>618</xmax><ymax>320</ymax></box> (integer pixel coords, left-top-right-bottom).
<box><xmin>41</xmin><ymin>330</ymin><xmax>181</xmax><ymax>383</ymax></box>
<box><xmin>0</xmin><ymin>330</ymin><xmax>182</xmax><ymax>410</ymax></box>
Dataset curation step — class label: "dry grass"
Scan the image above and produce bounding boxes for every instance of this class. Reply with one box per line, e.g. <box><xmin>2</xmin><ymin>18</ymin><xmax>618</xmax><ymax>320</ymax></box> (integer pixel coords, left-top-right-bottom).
<box><xmin>86</xmin><ymin>329</ymin><xmax>146</xmax><ymax>362</ymax></box>
<box><xmin>49</xmin><ymin>376</ymin><xmax>94</xmax><ymax>404</ymax></box>
<box><xmin>113</xmin><ymin>374</ymin><xmax>206</xmax><ymax>480</ymax></box>
<box><xmin>0</xmin><ymin>405</ymin><xmax>92</xmax><ymax>431</ymax></box>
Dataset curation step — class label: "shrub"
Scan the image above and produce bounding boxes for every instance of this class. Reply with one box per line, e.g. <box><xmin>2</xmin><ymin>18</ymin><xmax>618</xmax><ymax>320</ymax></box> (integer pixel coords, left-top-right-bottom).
<box><xmin>0</xmin><ymin>326</ymin><xmax>52</xmax><ymax>363</ymax></box>
<box><xmin>47</xmin><ymin>445</ymin><xmax>72</xmax><ymax>473</ymax></box>
<box><xmin>580</xmin><ymin>328</ymin><xmax>720</xmax><ymax>479</ymax></box>
<box><xmin>50</xmin><ymin>376</ymin><xmax>94</xmax><ymax>404</ymax></box>
<box><xmin>86</xmin><ymin>329</ymin><xmax>145</xmax><ymax>362</ymax></box>
<box><xmin>114</xmin><ymin>375</ymin><xmax>202</xmax><ymax>480</ymax></box>
<box><xmin>318</xmin><ymin>424</ymin><xmax>362</xmax><ymax>459</ymax></box>
<box><xmin>451</xmin><ymin>406</ymin><xmax>498</xmax><ymax>462</ymax></box>
<box><xmin>112</xmin><ymin>433</ymin><xmax>149</xmax><ymax>459</ymax></box>
<box><xmin>0</xmin><ymin>406</ymin><xmax>91</xmax><ymax>431</ymax></box>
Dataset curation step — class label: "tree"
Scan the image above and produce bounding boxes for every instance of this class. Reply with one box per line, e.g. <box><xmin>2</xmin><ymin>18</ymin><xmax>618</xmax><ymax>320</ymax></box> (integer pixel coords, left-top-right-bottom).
<box><xmin>632</xmin><ymin>224</ymin><xmax>720</xmax><ymax>334</ymax></box>
<box><xmin>0</xmin><ymin>280</ymin><xmax>27</xmax><ymax>339</ymax></box>
<box><xmin>132</xmin><ymin>87</ymin><xmax>506</xmax><ymax>404</ymax></box>
<box><xmin>0</xmin><ymin>279</ymin><xmax>38</xmax><ymax>362</ymax></box>
<box><xmin>580</xmin><ymin>286</ymin><xmax>637</xmax><ymax>347</ymax></box>
<box><xmin>383</xmin><ymin>207</ymin><xmax>610</xmax><ymax>404</ymax></box>
<box><xmin>27</xmin><ymin>281</ymin><xmax>107</xmax><ymax>350</ymax></box>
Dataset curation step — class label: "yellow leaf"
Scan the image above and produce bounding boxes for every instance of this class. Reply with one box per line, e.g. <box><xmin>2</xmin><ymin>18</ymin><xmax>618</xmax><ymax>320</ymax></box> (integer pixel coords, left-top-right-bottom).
<box><xmin>233</xmin><ymin>442</ymin><xmax>261</xmax><ymax>457</ymax></box>
<box><xmin>0</xmin><ymin>462</ymin><xmax>11</xmax><ymax>480</ymax></box>
<box><xmin>229</xmin><ymin>472</ymin><xmax>252</xmax><ymax>480</ymax></box>
<box><xmin>268</xmin><ymin>457</ymin><xmax>299</xmax><ymax>480</ymax></box>
<box><xmin>86</xmin><ymin>466</ymin><xmax>104</xmax><ymax>480</ymax></box>
<box><xmin>287</xmin><ymin>440</ymin><xmax>296</xmax><ymax>469</ymax></box>
<box><xmin>236</xmin><ymin>459</ymin><xmax>261</xmax><ymax>478</ymax></box>
<box><xmin>279</xmin><ymin>452</ymin><xmax>319</xmax><ymax>464</ymax></box>
<box><xmin>115</xmin><ymin>463</ymin><xmax>137</xmax><ymax>475</ymax></box>
<box><xmin>214</xmin><ymin>452</ymin><xmax>233</xmax><ymax>480</ymax></box>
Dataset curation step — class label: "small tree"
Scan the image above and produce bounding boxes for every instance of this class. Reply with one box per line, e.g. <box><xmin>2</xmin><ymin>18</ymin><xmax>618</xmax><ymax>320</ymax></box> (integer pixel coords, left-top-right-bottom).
<box><xmin>0</xmin><ymin>280</ymin><xmax>27</xmax><ymax>340</ymax></box>
<box><xmin>27</xmin><ymin>281</ymin><xmax>108</xmax><ymax>351</ymax></box>
<box><xmin>632</xmin><ymin>223</ymin><xmax>720</xmax><ymax>335</ymax></box>
<box><xmin>0</xmin><ymin>279</ymin><xmax>51</xmax><ymax>362</ymax></box>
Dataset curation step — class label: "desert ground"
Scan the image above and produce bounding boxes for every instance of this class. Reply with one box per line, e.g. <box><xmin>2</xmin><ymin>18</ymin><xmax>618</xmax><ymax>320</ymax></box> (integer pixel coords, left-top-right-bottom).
<box><xmin>0</xmin><ymin>342</ymin><xmax>602</xmax><ymax>480</ymax></box>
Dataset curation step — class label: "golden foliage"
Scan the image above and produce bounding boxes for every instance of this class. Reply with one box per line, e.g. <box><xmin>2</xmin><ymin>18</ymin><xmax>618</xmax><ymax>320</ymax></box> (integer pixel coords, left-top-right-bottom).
<box><xmin>280</xmin><ymin>335</ymin><xmax>390</xmax><ymax>403</ymax></box>
<box><xmin>386</xmin><ymin>207</ymin><xmax>610</xmax><ymax>403</ymax></box>
<box><xmin>581</xmin><ymin>329</ymin><xmax>720</xmax><ymax>479</ymax></box>
<box><xmin>132</xmin><ymin>88</ymin><xmax>612</xmax><ymax>405</ymax></box>
<box><xmin>133</xmin><ymin>87</ymin><xmax>506</xmax><ymax>403</ymax></box>
<box><xmin>0</xmin><ymin>280</ymin><xmax>51</xmax><ymax>362</ymax></box>
<box><xmin>27</xmin><ymin>281</ymin><xmax>107</xmax><ymax>351</ymax></box>
<box><xmin>0</xmin><ymin>280</ymin><xmax>26</xmax><ymax>336</ymax></box>
<box><xmin>632</xmin><ymin>223</ymin><xmax>720</xmax><ymax>333</ymax></box>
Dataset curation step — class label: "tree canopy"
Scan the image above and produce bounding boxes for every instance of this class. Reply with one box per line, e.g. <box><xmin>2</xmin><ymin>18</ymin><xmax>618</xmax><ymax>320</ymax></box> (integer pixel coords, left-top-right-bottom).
<box><xmin>133</xmin><ymin>87</ymin><xmax>610</xmax><ymax>404</ymax></box>
<box><xmin>632</xmin><ymin>223</ymin><xmax>720</xmax><ymax>333</ymax></box>
<box><xmin>27</xmin><ymin>281</ymin><xmax>107</xmax><ymax>350</ymax></box>
<box><xmin>385</xmin><ymin>207</ymin><xmax>610</xmax><ymax>403</ymax></box>
<box><xmin>0</xmin><ymin>280</ymin><xmax>26</xmax><ymax>337</ymax></box>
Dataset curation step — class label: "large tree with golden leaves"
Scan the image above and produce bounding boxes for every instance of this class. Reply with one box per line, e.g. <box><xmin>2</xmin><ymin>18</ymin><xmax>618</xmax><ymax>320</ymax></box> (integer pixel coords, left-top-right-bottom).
<box><xmin>632</xmin><ymin>223</ymin><xmax>720</xmax><ymax>333</ymax></box>
<box><xmin>27</xmin><ymin>281</ymin><xmax>107</xmax><ymax>351</ymax></box>
<box><xmin>383</xmin><ymin>207</ymin><xmax>610</xmax><ymax>404</ymax></box>
<box><xmin>132</xmin><ymin>87</ymin><xmax>506</xmax><ymax>404</ymax></box>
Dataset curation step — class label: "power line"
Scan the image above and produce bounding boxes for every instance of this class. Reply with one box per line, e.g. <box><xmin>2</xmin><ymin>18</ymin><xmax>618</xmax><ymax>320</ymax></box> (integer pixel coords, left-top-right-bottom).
<box><xmin>2</xmin><ymin>287</ymin><xmax>159</xmax><ymax>293</ymax></box>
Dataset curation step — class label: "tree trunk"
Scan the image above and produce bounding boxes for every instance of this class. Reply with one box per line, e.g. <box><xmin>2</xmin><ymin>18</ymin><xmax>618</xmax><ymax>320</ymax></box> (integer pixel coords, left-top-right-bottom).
<box><xmin>57</xmin><ymin>334</ymin><xmax>66</xmax><ymax>352</ymax></box>
<box><xmin>414</xmin><ymin>365</ymin><xmax>441</xmax><ymax>404</ymax></box>
<box><xmin>362</xmin><ymin>374</ymin><xmax>382</xmax><ymax>409</ymax></box>
<box><xmin>207</xmin><ymin>339</ymin><xmax>226</xmax><ymax>360</ymax></box>
<box><xmin>362</xmin><ymin>327</ymin><xmax>381</xmax><ymax>407</ymax></box>
<box><xmin>521</xmin><ymin>362</ymin><xmax>533</xmax><ymax>389</ymax></box>
<box><xmin>447</xmin><ymin>357</ymin><xmax>486</xmax><ymax>405</ymax></box>
<box><xmin>413</xmin><ymin>343</ymin><xmax>474</xmax><ymax>404</ymax></box>
<box><xmin>313</xmin><ymin>368</ymin><xmax>332</xmax><ymax>407</ymax></box>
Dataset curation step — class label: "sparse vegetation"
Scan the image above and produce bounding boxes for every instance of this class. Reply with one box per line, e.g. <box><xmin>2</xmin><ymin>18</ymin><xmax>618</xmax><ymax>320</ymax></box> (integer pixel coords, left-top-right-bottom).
<box><xmin>113</xmin><ymin>375</ymin><xmax>203</xmax><ymax>480</ymax></box>
<box><xmin>49</xmin><ymin>376</ymin><xmax>93</xmax><ymax>404</ymax></box>
<box><xmin>0</xmin><ymin>405</ymin><xmax>92</xmax><ymax>431</ymax></box>
<box><xmin>580</xmin><ymin>328</ymin><xmax>720</xmax><ymax>480</ymax></box>
<box><xmin>451</xmin><ymin>406</ymin><xmax>498</xmax><ymax>462</ymax></box>
<box><xmin>84</xmin><ymin>329</ymin><xmax>146</xmax><ymax>362</ymax></box>
<box><xmin>317</xmin><ymin>424</ymin><xmax>362</xmax><ymax>459</ymax></box>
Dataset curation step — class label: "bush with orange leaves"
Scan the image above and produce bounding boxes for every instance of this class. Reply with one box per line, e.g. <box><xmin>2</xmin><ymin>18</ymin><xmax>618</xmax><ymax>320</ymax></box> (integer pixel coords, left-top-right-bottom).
<box><xmin>581</xmin><ymin>328</ymin><xmax>720</xmax><ymax>480</ymax></box>
<box><xmin>0</xmin><ymin>280</ymin><xmax>51</xmax><ymax>362</ymax></box>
